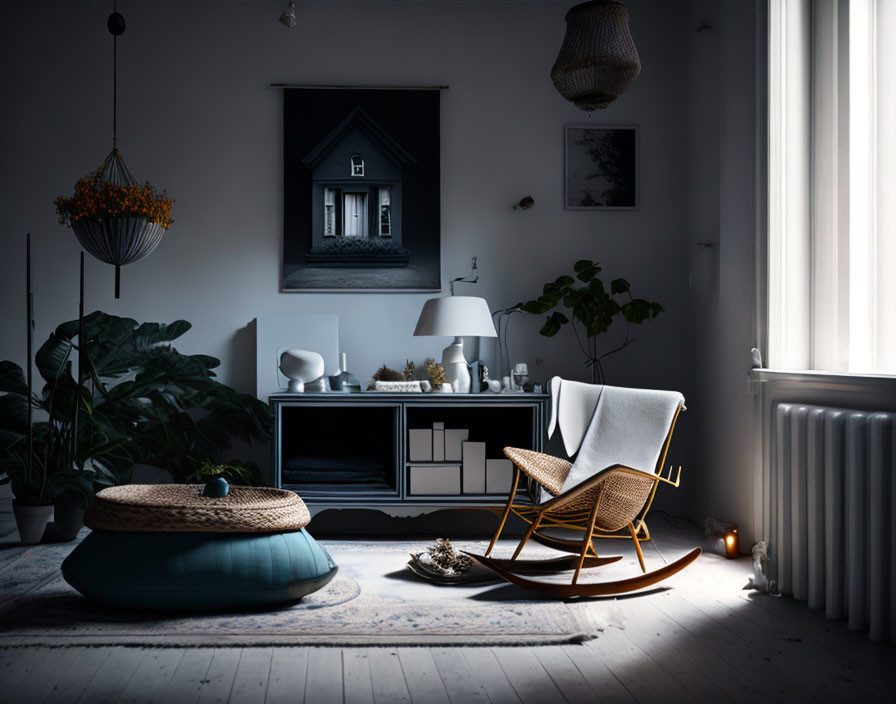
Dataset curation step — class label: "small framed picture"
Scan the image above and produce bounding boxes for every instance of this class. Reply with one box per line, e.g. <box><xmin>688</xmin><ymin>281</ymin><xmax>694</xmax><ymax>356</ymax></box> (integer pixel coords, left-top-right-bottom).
<box><xmin>564</xmin><ymin>125</ymin><xmax>638</xmax><ymax>210</ymax></box>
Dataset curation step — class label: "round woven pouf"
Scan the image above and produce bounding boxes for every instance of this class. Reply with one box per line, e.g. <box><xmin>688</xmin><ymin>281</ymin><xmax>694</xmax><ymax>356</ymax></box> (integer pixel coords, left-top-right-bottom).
<box><xmin>62</xmin><ymin>484</ymin><xmax>336</xmax><ymax>612</ymax></box>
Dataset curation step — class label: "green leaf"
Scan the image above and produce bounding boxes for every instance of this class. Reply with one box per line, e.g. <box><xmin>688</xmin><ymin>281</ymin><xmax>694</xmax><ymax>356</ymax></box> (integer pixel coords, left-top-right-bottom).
<box><xmin>0</xmin><ymin>394</ymin><xmax>28</xmax><ymax>434</ymax></box>
<box><xmin>35</xmin><ymin>333</ymin><xmax>72</xmax><ymax>383</ymax></box>
<box><xmin>538</xmin><ymin>311</ymin><xmax>569</xmax><ymax>337</ymax></box>
<box><xmin>649</xmin><ymin>302</ymin><xmax>665</xmax><ymax>318</ymax></box>
<box><xmin>610</xmin><ymin>278</ymin><xmax>631</xmax><ymax>295</ymax></box>
<box><xmin>0</xmin><ymin>361</ymin><xmax>27</xmax><ymax>396</ymax></box>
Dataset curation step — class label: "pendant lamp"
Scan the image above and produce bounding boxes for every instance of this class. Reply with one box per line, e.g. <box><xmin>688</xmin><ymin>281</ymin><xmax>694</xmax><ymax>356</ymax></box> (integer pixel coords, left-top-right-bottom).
<box><xmin>54</xmin><ymin>6</ymin><xmax>173</xmax><ymax>298</ymax></box>
<box><xmin>551</xmin><ymin>1</ymin><xmax>641</xmax><ymax>111</ymax></box>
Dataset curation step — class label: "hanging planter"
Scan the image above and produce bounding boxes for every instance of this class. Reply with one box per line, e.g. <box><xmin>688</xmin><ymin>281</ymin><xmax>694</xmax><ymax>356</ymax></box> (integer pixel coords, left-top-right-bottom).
<box><xmin>551</xmin><ymin>1</ymin><xmax>641</xmax><ymax>111</ymax></box>
<box><xmin>55</xmin><ymin>149</ymin><xmax>172</xmax><ymax>297</ymax></box>
<box><xmin>54</xmin><ymin>8</ymin><xmax>173</xmax><ymax>298</ymax></box>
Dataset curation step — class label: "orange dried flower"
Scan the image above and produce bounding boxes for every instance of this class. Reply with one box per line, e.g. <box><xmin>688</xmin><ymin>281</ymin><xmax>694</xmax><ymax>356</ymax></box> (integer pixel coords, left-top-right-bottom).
<box><xmin>55</xmin><ymin>165</ymin><xmax>174</xmax><ymax>229</ymax></box>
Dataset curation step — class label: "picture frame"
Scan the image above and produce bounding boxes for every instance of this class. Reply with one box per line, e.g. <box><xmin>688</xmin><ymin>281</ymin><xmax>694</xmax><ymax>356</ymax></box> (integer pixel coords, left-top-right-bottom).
<box><xmin>281</xmin><ymin>87</ymin><xmax>442</xmax><ymax>292</ymax></box>
<box><xmin>564</xmin><ymin>125</ymin><xmax>638</xmax><ymax>210</ymax></box>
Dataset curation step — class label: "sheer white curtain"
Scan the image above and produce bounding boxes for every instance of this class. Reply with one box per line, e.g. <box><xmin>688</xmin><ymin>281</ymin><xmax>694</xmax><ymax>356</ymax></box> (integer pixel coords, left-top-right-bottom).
<box><xmin>768</xmin><ymin>0</ymin><xmax>896</xmax><ymax>372</ymax></box>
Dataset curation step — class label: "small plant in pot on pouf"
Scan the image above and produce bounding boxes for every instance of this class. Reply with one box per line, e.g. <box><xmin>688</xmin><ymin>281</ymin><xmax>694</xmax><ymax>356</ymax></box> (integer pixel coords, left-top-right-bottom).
<box><xmin>520</xmin><ymin>259</ymin><xmax>664</xmax><ymax>384</ymax></box>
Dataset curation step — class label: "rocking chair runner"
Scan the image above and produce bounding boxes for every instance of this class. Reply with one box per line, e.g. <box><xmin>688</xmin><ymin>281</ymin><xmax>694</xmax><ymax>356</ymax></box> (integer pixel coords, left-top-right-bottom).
<box><xmin>466</xmin><ymin>378</ymin><xmax>701</xmax><ymax>596</ymax></box>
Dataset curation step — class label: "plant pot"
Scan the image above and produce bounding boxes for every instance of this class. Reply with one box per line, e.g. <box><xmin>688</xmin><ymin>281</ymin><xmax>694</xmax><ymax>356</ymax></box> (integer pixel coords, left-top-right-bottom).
<box><xmin>12</xmin><ymin>503</ymin><xmax>54</xmax><ymax>545</ymax></box>
<box><xmin>50</xmin><ymin>493</ymin><xmax>86</xmax><ymax>542</ymax></box>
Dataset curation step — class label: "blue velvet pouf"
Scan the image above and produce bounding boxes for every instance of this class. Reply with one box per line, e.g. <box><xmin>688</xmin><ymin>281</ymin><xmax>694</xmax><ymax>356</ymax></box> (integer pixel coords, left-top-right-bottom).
<box><xmin>62</xmin><ymin>528</ymin><xmax>337</xmax><ymax>611</ymax></box>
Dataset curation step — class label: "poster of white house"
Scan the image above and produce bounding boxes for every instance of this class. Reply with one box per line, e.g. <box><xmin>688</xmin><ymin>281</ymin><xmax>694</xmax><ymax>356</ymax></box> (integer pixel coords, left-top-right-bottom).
<box><xmin>282</xmin><ymin>88</ymin><xmax>441</xmax><ymax>291</ymax></box>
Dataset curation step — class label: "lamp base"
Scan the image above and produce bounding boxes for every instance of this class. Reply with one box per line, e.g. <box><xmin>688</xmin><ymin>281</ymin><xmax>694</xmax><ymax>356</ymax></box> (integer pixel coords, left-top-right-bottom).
<box><xmin>441</xmin><ymin>337</ymin><xmax>471</xmax><ymax>393</ymax></box>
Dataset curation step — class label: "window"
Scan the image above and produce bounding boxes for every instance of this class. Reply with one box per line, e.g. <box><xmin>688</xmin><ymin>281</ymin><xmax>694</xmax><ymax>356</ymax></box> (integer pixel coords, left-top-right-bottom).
<box><xmin>343</xmin><ymin>192</ymin><xmax>368</xmax><ymax>237</ymax></box>
<box><xmin>350</xmin><ymin>154</ymin><xmax>364</xmax><ymax>177</ymax></box>
<box><xmin>768</xmin><ymin>0</ymin><xmax>896</xmax><ymax>372</ymax></box>
<box><xmin>379</xmin><ymin>187</ymin><xmax>392</xmax><ymax>237</ymax></box>
<box><xmin>324</xmin><ymin>188</ymin><xmax>336</xmax><ymax>236</ymax></box>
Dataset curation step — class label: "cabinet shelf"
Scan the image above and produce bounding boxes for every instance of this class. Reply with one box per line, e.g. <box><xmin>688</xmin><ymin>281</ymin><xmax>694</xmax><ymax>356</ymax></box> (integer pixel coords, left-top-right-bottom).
<box><xmin>271</xmin><ymin>392</ymin><xmax>548</xmax><ymax>511</ymax></box>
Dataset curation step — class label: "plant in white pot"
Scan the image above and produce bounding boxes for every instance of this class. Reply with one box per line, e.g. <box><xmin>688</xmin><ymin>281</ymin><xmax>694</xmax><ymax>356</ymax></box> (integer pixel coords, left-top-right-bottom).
<box><xmin>0</xmin><ymin>361</ymin><xmax>55</xmax><ymax>543</ymax></box>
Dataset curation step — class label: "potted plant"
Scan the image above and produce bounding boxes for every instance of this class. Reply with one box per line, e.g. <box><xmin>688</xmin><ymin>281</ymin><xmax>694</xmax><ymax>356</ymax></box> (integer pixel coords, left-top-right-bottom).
<box><xmin>0</xmin><ymin>361</ymin><xmax>55</xmax><ymax>543</ymax></box>
<box><xmin>0</xmin><ymin>312</ymin><xmax>272</xmax><ymax>542</ymax></box>
<box><xmin>55</xmin><ymin>150</ymin><xmax>174</xmax><ymax>298</ymax></box>
<box><xmin>520</xmin><ymin>259</ymin><xmax>664</xmax><ymax>384</ymax></box>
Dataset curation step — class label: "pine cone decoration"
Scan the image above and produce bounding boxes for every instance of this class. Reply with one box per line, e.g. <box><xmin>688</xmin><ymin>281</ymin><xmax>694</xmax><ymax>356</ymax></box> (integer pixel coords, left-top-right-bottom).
<box><xmin>403</xmin><ymin>360</ymin><xmax>416</xmax><ymax>381</ymax></box>
<box><xmin>425</xmin><ymin>357</ymin><xmax>447</xmax><ymax>389</ymax></box>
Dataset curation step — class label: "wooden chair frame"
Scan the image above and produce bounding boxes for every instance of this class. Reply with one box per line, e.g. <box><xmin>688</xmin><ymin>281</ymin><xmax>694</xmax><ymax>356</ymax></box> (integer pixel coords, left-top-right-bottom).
<box><xmin>465</xmin><ymin>404</ymin><xmax>700</xmax><ymax>595</ymax></box>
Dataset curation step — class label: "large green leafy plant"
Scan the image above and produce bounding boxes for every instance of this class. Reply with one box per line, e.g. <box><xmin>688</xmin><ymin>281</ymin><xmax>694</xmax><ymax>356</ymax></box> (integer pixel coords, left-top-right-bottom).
<box><xmin>0</xmin><ymin>312</ymin><xmax>272</xmax><ymax>504</ymax></box>
<box><xmin>521</xmin><ymin>260</ymin><xmax>664</xmax><ymax>383</ymax></box>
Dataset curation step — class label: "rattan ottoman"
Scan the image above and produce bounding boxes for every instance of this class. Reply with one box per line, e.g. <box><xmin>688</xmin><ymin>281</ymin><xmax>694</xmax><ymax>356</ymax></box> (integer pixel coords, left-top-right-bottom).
<box><xmin>61</xmin><ymin>485</ymin><xmax>337</xmax><ymax>611</ymax></box>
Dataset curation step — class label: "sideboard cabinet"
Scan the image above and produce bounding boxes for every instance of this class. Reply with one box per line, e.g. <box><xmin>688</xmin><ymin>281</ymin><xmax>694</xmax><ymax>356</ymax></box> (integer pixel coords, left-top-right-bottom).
<box><xmin>271</xmin><ymin>393</ymin><xmax>548</xmax><ymax>511</ymax></box>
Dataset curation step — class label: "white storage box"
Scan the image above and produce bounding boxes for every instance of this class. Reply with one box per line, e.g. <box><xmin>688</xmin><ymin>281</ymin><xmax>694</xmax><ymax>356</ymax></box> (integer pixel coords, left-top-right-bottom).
<box><xmin>486</xmin><ymin>458</ymin><xmax>515</xmax><ymax>494</ymax></box>
<box><xmin>462</xmin><ymin>441</ymin><xmax>486</xmax><ymax>494</ymax></box>
<box><xmin>408</xmin><ymin>429</ymin><xmax>433</xmax><ymax>462</ymax></box>
<box><xmin>408</xmin><ymin>464</ymin><xmax>461</xmax><ymax>495</ymax></box>
<box><xmin>444</xmin><ymin>429</ymin><xmax>469</xmax><ymax>462</ymax></box>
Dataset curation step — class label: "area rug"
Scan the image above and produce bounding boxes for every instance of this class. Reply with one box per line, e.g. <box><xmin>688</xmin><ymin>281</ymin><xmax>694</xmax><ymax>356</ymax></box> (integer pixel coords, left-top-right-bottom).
<box><xmin>0</xmin><ymin>532</ymin><xmax>620</xmax><ymax>647</ymax></box>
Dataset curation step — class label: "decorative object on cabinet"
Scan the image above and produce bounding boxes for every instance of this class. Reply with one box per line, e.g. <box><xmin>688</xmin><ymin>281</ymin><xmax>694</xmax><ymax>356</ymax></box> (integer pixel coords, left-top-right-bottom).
<box><xmin>328</xmin><ymin>352</ymin><xmax>362</xmax><ymax>392</ymax></box>
<box><xmin>511</xmin><ymin>363</ymin><xmax>530</xmax><ymax>392</ymax></box>
<box><xmin>281</xmin><ymin>87</ymin><xmax>441</xmax><ymax>291</ymax></box>
<box><xmin>279</xmin><ymin>349</ymin><xmax>326</xmax><ymax>393</ymax></box>
<box><xmin>271</xmin><ymin>393</ymin><xmax>548</xmax><ymax>509</ymax></box>
<box><xmin>414</xmin><ymin>297</ymin><xmax>498</xmax><ymax>393</ymax></box>
<box><xmin>423</xmin><ymin>357</ymin><xmax>447</xmax><ymax>390</ymax></box>
<box><xmin>256</xmin><ymin>314</ymin><xmax>339</xmax><ymax>401</ymax></box>
<box><xmin>551</xmin><ymin>1</ymin><xmax>641</xmax><ymax>111</ymax></box>
<box><xmin>565</xmin><ymin>125</ymin><xmax>637</xmax><ymax>209</ymax></box>
<box><xmin>54</xmin><ymin>9</ymin><xmax>172</xmax><ymax>299</ymax></box>
<box><xmin>374</xmin><ymin>380</ymin><xmax>431</xmax><ymax>393</ymax></box>
<box><xmin>520</xmin><ymin>259</ymin><xmax>663</xmax><ymax>384</ymax></box>
<box><xmin>467</xmin><ymin>377</ymin><xmax>699</xmax><ymax>597</ymax></box>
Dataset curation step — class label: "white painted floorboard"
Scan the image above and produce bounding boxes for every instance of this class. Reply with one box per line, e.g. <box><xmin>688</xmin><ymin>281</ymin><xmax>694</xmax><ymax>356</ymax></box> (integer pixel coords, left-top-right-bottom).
<box><xmin>1</xmin><ymin>520</ymin><xmax>894</xmax><ymax>703</ymax></box>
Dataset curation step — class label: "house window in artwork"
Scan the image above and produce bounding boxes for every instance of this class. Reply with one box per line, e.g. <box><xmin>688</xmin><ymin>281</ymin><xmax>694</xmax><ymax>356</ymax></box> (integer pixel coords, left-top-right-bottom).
<box><xmin>324</xmin><ymin>188</ymin><xmax>337</xmax><ymax>236</ymax></box>
<box><xmin>343</xmin><ymin>192</ymin><xmax>368</xmax><ymax>237</ymax></box>
<box><xmin>351</xmin><ymin>154</ymin><xmax>364</xmax><ymax>177</ymax></box>
<box><xmin>379</xmin><ymin>187</ymin><xmax>392</xmax><ymax>237</ymax></box>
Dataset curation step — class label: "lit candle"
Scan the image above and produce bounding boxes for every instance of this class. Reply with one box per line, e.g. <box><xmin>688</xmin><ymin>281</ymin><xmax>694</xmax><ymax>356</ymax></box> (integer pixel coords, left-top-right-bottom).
<box><xmin>724</xmin><ymin>529</ymin><xmax>739</xmax><ymax>559</ymax></box>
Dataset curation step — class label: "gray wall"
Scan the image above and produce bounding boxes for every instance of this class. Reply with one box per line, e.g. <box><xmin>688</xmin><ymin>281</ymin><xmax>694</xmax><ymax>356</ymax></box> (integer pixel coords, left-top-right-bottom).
<box><xmin>0</xmin><ymin>0</ymin><xmax>760</xmax><ymax>525</ymax></box>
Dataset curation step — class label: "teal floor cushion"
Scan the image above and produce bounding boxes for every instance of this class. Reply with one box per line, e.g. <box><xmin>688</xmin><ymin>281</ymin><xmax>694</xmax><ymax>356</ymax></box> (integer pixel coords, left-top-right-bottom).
<box><xmin>61</xmin><ymin>484</ymin><xmax>337</xmax><ymax>611</ymax></box>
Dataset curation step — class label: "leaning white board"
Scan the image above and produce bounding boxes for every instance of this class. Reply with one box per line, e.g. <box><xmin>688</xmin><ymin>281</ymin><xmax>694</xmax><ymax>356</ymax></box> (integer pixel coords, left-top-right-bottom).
<box><xmin>255</xmin><ymin>314</ymin><xmax>340</xmax><ymax>401</ymax></box>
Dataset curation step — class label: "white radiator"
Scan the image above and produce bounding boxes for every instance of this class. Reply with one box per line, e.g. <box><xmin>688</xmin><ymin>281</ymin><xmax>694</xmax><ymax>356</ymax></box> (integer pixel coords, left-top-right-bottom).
<box><xmin>769</xmin><ymin>403</ymin><xmax>896</xmax><ymax>643</ymax></box>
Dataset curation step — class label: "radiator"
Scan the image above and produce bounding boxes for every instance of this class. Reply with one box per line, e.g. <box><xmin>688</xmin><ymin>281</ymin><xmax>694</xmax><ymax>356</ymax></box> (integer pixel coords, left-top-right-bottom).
<box><xmin>769</xmin><ymin>403</ymin><xmax>896</xmax><ymax>642</ymax></box>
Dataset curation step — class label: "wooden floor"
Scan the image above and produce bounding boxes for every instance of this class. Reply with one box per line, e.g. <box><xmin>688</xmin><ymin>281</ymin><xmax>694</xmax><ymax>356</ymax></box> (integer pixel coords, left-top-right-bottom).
<box><xmin>1</xmin><ymin>503</ymin><xmax>894</xmax><ymax>703</ymax></box>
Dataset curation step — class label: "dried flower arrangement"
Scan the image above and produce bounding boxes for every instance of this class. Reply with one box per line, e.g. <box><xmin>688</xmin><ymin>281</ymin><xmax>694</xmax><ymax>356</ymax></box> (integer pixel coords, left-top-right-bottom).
<box><xmin>55</xmin><ymin>162</ymin><xmax>174</xmax><ymax>230</ymax></box>
<box><xmin>403</xmin><ymin>360</ymin><xmax>416</xmax><ymax>381</ymax></box>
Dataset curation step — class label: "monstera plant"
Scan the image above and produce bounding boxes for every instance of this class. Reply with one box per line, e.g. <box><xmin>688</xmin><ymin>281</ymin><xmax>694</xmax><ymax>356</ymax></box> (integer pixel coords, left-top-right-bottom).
<box><xmin>0</xmin><ymin>312</ymin><xmax>272</xmax><ymax>512</ymax></box>
<box><xmin>521</xmin><ymin>260</ymin><xmax>664</xmax><ymax>384</ymax></box>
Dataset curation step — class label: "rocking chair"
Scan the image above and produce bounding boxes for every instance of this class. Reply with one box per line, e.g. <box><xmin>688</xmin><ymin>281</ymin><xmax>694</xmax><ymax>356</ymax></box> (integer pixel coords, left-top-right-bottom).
<box><xmin>465</xmin><ymin>377</ymin><xmax>701</xmax><ymax>597</ymax></box>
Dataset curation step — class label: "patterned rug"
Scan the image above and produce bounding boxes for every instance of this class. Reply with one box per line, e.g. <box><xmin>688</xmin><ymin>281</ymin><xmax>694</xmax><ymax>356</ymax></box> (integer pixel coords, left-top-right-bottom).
<box><xmin>0</xmin><ymin>532</ymin><xmax>621</xmax><ymax>647</ymax></box>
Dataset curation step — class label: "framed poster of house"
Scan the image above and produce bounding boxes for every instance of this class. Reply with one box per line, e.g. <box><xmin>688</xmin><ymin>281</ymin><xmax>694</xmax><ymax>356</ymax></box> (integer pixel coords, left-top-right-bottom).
<box><xmin>282</xmin><ymin>88</ymin><xmax>441</xmax><ymax>291</ymax></box>
<box><xmin>564</xmin><ymin>125</ymin><xmax>638</xmax><ymax>210</ymax></box>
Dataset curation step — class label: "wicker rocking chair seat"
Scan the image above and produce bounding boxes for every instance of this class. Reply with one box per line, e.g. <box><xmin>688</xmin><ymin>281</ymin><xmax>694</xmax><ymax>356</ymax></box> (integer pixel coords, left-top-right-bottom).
<box><xmin>85</xmin><ymin>484</ymin><xmax>311</xmax><ymax>534</ymax></box>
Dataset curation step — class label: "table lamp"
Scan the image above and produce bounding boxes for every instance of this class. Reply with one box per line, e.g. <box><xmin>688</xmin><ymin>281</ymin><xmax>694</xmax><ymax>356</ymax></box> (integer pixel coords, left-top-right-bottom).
<box><xmin>413</xmin><ymin>296</ymin><xmax>497</xmax><ymax>393</ymax></box>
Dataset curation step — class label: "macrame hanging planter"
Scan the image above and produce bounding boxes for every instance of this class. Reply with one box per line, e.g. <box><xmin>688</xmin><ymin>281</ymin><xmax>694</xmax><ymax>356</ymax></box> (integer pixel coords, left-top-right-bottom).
<box><xmin>54</xmin><ymin>7</ymin><xmax>172</xmax><ymax>298</ymax></box>
<box><xmin>551</xmin><ymin>1</ymin><xmax>641</xmax><ymax>111</ymax></box>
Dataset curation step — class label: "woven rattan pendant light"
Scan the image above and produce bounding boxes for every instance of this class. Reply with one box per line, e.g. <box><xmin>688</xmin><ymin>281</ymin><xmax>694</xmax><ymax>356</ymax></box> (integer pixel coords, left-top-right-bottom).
<box><xmin>551</xmin><ymin>1</ymin><xmax>641</xmax><ymax>110</ymax></box>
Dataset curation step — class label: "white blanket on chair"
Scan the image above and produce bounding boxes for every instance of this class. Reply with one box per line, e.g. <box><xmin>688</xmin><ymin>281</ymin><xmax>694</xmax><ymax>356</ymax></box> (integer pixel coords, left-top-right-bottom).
<box><xmin>547</xmin><ymin>379</ymin><xmax>684</xmax><ymax>501</ymax></box>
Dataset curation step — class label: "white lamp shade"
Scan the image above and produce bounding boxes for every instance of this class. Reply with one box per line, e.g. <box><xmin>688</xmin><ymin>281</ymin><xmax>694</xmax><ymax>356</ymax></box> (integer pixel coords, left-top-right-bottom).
<box><xmin>413</xmin><ymin>296</ymin><xmax>498</xmax><ymax>338</ymax></box>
